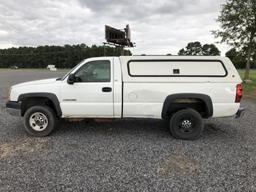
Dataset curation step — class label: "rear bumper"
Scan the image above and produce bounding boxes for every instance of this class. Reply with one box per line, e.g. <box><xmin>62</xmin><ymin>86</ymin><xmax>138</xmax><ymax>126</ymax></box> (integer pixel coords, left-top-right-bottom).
<box><xmin>235</xmin><ymin>107</ymin><xmax>245</xmax><ymax>118</ymax></box>
<box><xmin>6</xmin><ymin>101</ymin><xmax>21</xmax><ymax>116</ymax></box>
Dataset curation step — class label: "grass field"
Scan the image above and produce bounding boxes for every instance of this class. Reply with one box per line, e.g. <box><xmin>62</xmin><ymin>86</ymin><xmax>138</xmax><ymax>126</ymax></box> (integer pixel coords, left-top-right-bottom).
<box><xmin>238</xmin><ymin>69</ymin><xmax>256</xmax><ymax>99</ymax></box>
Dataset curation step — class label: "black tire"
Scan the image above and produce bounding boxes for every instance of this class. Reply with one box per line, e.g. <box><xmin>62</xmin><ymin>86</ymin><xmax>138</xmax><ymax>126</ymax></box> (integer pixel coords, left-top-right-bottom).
<box><xmin>23</xmin><ymin>105</ymin><xmax>57</xmax><ymax>137</ymax></box>
<box><xmin>169</xmin><ymin>109</ymin><xmax>203</xmax><ymax>140</ymax></box>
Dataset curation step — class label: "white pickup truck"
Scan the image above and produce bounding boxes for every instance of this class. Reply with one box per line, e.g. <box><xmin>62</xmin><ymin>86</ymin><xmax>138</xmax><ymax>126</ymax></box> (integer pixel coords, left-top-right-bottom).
<box><xmin>6</xmin><ymin>56</ymin><xmax>244</xmax><ymax>140</ymax></box>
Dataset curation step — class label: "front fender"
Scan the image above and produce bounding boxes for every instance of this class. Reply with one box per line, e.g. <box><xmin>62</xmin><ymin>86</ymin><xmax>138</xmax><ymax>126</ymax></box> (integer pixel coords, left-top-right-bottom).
<box><xmin>18</xmin><ymin>92</ymin><xmax>62</xmax><ymax>117</ymax></box>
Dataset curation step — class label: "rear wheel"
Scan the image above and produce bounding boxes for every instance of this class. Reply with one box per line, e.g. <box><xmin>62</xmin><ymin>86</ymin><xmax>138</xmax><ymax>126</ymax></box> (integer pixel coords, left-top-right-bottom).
<box><xmin>169</xmin><ymin>109</ymin><xmax>203</xmax><ymax>140</ymax></box>
<box><xmin>23</xmin><ymin>105</ymin><xmax>57</xmax><ymax>137</ymax></box>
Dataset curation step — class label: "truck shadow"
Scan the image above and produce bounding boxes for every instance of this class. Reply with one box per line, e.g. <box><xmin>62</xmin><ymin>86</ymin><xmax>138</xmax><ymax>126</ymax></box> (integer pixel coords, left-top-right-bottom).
<box><xmin>55</xmin><ymin>118</ymin><xmax>170</xmax><ymax>138</ymax></box>
<box><xmin>203</xmin><ymin>122</ymin><xmax>234</xmax><ymax>138</ymax></box>
<box><xmin>52</xmin><ymin>118</ymin><xmax>235</xmax><ymax>140</ymax></box>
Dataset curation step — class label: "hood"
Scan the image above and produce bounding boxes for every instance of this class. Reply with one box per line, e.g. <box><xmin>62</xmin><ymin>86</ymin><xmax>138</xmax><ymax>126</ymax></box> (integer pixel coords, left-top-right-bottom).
<box><xmin>12</xmin><ymin>78</ymin><xmax>58</xmax><ymax>88</ymax></box>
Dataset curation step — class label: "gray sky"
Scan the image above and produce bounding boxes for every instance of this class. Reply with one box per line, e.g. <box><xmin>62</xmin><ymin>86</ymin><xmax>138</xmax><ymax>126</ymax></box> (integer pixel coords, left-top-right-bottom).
<box><xmin>0</xmin><ymin>0</ymin><xmax>230</xmax><ymax>55</ymax></box>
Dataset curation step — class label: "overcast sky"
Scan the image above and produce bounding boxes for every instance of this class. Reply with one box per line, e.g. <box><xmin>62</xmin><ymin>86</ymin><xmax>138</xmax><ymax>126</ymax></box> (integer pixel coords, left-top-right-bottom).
<box><xmin>0</xmin><ymin>0</ymin><xmax>230</xmax><ymax>55</ymax></box>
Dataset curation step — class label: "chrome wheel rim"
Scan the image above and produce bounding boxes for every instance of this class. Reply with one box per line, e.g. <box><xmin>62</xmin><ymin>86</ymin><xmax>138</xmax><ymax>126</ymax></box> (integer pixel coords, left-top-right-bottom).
<box><xmin>181</xmin><ymin>119</ymin><xmax>192</xmax><ymax>129</ymax></box>
<box><xmin>179</xmin><ymin>118</ymin><xmax>193</xmax><ymax>133</ymax></box>
<box><xmin>29</xmin><ymin>112</ymin><xmax>48</xmax><ymax>131</ymax></box>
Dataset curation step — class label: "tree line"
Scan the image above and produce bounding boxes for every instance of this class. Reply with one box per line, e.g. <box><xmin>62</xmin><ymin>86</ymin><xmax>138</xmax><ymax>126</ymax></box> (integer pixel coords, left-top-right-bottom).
<box><xmin>0</xmin><ymin>0</ymin><xmax>255</xmax><ymax>80</ymax></box>
<box><xmin>0</xmin><ymin>44</ymin><xmax>131</xmax><ymax>68</ymax></box>
<box><xmin>0</xmin><ymin>41</ymin><xmax>254</xmax><ymax>70</ymax></box>
<box><xmin>177</xmin><ymin>41</ymin><xmax>256</xmax><ymax>69</ymax></box>
<box><xmin>178</xmin><ymin>42</ymin><xmax>220</xmax><ymax>56</ymax></box>
<box><xmin>212</xmin><ymin>0</ymin><xmax>256</xmax><ymax>80</ymax></box>
<box><xmin>178</xmin><ymin>0</ymin><xmax>256</xmax><ymax>79</ymax></box>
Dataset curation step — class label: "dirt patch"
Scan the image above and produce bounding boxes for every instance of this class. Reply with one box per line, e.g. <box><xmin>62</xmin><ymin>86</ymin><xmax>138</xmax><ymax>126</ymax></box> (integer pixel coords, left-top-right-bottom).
<box><xmin>158</xmin><ymin>155</ymin><xmax>199</xmax><ymax>177</ymax></box>
<box><xmin>0</xmin><ymin>138</ymin><xmax>48</xmax><ymax>159</ymax></box>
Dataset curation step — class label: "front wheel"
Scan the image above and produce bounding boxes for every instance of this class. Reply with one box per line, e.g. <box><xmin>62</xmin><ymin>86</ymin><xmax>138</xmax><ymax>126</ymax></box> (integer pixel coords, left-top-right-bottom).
<box><xmin>23</xmin><ymin>106</ymin><xmax>57</xmax><ymax>137</ymax></box>
<box><xmin>169</xmin><ymin>109</ymin><xmax>203</xmax><ymax>140</ymax></box>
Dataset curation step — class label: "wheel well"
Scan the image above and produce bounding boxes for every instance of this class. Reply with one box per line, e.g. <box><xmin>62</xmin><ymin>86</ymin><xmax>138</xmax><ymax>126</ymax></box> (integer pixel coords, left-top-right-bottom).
<box><xmin>162</xmin><ymin>96</ymin><xmax>212</xmax><ymax>119</ymax></box>
<box><xmin>20</xmin><ymin>97</ymin><xmax>57</xmax><ymax>117</ymax></box>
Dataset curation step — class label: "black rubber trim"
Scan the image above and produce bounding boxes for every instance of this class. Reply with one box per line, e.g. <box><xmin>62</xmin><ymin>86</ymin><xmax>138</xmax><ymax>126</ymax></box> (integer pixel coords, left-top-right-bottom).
<box><xmin>235</xmin><ymin>107</ymin><xmax>245</xmax><ymax>118</ymax></box>
<box><xmin>18</xmin><ymin>93</ymin><xmax>62</xmax><ymax>117</ymax></box>
<box><xmin>161</xmin><ymin>93</ymin><xmax>213</xmax><ymax>119</ymax></box>
<box><xmin>127</xmin><ymin>59</ymin><xmax>228</xmax><ymax>77</ymax></box>
<box><xmin>121</xmin><ymin>82</ymin><xmax>124</xmax><ymax>118</ymax></box>
<box><xmin>6</xmin><ymin>101</ymin><xmax>21</xmax><ymax>109</ymax></box>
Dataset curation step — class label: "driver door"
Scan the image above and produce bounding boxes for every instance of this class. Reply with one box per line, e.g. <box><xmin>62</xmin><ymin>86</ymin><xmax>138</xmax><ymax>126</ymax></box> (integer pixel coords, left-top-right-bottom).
<box><xmin>60</xmin><ymin>59</ymin><xmax>114</xmax><ymax>117</ymax></box>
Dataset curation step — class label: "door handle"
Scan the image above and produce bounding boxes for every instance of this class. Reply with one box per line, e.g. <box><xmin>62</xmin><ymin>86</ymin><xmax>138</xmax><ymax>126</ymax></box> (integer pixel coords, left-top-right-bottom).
<box><xmin>102</xmin><ymin>87</ymin><xmax>112</xmax><ymax>92</ymax></box>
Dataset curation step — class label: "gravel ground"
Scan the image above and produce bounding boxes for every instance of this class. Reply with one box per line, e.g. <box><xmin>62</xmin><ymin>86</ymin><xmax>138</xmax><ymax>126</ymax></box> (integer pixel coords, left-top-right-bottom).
<box><xmin>0</xmin><ymin>69</ymin><xmax>256</xmax><ymax>192</ymax></box>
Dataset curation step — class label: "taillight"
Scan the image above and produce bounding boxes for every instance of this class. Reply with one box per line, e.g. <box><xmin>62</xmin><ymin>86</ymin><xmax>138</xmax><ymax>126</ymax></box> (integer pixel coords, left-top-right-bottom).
<box><xmin>235</xmin><ymin>84</ymin><xmax>243</xmax><ymax>103</ymax></box>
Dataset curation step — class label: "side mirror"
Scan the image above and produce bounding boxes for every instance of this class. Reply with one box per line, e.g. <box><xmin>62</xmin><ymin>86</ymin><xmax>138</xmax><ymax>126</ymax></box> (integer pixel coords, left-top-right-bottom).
<box><xmin>67</xmin><ymin>74</ymin><xmax>75</xmax><ymax>84</ymax></box>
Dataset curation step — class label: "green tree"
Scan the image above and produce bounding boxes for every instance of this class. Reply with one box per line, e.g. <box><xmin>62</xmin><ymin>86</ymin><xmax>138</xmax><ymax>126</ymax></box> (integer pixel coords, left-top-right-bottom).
<box><xmin>212</xmin><ymin>0</ymin><xmax>256</xmax><ymax>80</ymax></box>
<box><xmin>252</xmin><ymin>42</ymin><xmax>256</xmax><ymax>68</ymax></box>
<box><xmin>178</xmin><ymin>41</ymin><xmax>220</xmax><ymax>56</ymax></box>
<box><xmin>178</xmin><ymin>48</ymin><xmax>186</xmax><ymax>56</ymax></box>
<box><xmin>225</xmin><ymin>48</ymin><xmax>246</xmax><ymax>69</ymax></box>
<box><xmin>184</xmin><ymin>41</ymin><xmax>202</xmax><ymax>55</ymax></box>
<box><xmin>202</xmin><ymin>44</ymin><xmax>221</xmax><ymax>56</ymax></box>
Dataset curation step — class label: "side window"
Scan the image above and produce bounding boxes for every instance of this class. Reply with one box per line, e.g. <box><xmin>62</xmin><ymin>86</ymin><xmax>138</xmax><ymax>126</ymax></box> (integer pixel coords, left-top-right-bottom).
<box><xmin>74</xmin><ymin>60</ymin><xmax>111</xmax><ymax>82</ymax></box>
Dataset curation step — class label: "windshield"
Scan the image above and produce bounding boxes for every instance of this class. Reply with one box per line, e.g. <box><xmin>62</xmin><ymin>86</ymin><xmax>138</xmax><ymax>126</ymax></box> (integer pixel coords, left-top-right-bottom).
<box><xmin>61</xmin><ymin>60</ymin><xmax>85</xmax><ymax>80</ymax></box>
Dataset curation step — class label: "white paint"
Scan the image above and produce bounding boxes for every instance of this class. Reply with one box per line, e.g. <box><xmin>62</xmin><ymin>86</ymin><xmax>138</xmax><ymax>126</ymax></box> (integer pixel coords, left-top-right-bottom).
<box><xmin>9</xmin><ymin>55</ymin><xmax>242</xmax><ymax>119</ymax></box>
<box><xmin>60</xmin><ymin>57</ymin><xmax>114</xmax><ymax>117</ymax></box>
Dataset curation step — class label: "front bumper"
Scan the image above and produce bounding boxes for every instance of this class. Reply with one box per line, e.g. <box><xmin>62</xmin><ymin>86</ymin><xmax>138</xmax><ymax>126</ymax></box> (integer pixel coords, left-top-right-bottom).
<box><xmin>6</xmin><ymin>101</ymin><xmax>21</xmax><ymax>116</ymax></box>
<box><xmin>235</xmin><ymin>107</ymin><xmax>245</xmax><ymax>118</ymax></box>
